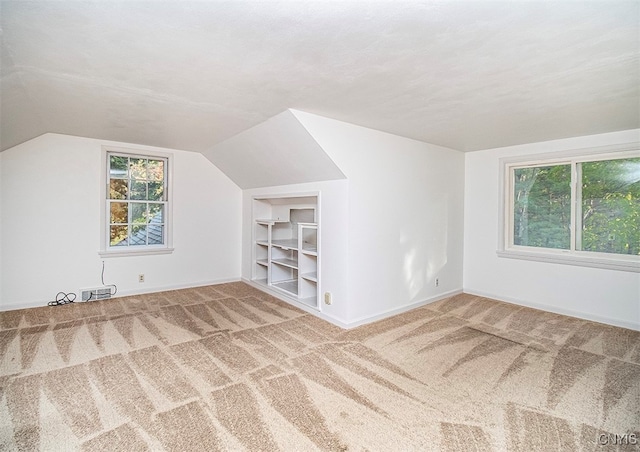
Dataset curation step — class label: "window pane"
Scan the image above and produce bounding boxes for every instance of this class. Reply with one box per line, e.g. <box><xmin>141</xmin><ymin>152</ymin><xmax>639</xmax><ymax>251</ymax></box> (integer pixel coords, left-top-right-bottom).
<box><xmin>130</xmin><ymin>158</ymin><xmax>147</xmax><ymax>180</ymax></box>
<box><xmin>130</xmin><ymin>180</ymin><xmax>147</xmax><ymax>200</ymax></box>
<box><xmin>130</xmin><ymin>224</ymin><xmax>147</xmax><ymax>246</ymax></box>
<box><xmin>109</xmin><ymin>155</ymin><xmax>128</xmax><ymax>179</ymax></box>
<box><xmin>106</xmin><ymin>152</ymin><xmax>169</xmax><ymax>251</ymax></box>
<box><xmin>580</xmin><ymin>157</ymin><xmax>640</xmax><ymax>255</ymax></box>
<box><xmin>513</xmin><ymin>165</ymin><xmax>571</xmax><ymax>249</ymax></box>
<box><xmin>109</xmin><ymin>179</ymin><xmax>128</xmax><ymax>200</ymax></box>
<box><xmin>110</xmin><ymin>202</ymin><xmax>128</xmax><ymax>224</ymax></box>
<box><xmin>148</xmin><ymin>203</ymin><xmax>164</xmax><ymax>223</ymax></box>
<box><xmin>147</xmin><ymin>159</ymin><xmax>164</xmax><ymax>181</ymax></box>
<box><xmin>148</xmin><ymin>225</ymin><xmax>164</xmax><ymax>245</ymax></box>
<box><xmin>148</xmin><ymin>181</ymin><xmax>164</xmax><ymax>201</ymax></box>
<box><xmin>110</xmin><ymin>225</ymin><xmax>128</xmax><ymax>246</ymax></box>
<box><xmin>131</xmin><ymin>202</ymin><xmax>147</xmax><ymax>224</ymax></box>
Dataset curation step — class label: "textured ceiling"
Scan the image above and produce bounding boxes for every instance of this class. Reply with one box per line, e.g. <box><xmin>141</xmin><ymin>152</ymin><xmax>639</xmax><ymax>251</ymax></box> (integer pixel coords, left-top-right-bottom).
<box><xmin>1</xmin><ymin>1</ymin><xmax>638</xmax><ymax>153</ymax></box>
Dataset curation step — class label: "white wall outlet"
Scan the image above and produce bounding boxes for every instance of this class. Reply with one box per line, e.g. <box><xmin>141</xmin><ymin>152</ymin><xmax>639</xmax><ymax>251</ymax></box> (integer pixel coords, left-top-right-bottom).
<box><xmin>435</xmin><ymin>278</ymin><xmax>439</xmax><ymax>287</ymax></box>
<box><xmin>138</xmin><ymin>274</ymin><xmax>145</xmax><ymax>283</ymax></box>
<box><xmin>324</xmin><ymin>292</ymin><xmax>332</xmax><ymax>305</ymax></box>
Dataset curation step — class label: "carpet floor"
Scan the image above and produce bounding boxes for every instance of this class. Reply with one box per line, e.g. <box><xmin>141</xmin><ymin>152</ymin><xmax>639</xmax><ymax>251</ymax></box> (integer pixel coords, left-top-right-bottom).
<box><xmin>0</xmin><ymin>282</ymin><xmax>638</xmax><ymax>451</ymax></box>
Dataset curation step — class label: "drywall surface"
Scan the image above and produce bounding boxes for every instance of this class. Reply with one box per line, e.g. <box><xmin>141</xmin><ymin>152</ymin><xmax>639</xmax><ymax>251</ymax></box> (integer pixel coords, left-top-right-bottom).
<box><xmin>0</xmin><ymin>133</ymin><xmax>242</xmax><ymax>310</ymax></box>
<box><xmin>293</xmin><ymin>110</ymin><xmax>465</xmax><ymax>324</ymax></box>
<box><xmin>0</xmin><ymin>155</ymin><xmax>3</xmax><ymax>303</ymax></box>
<box><xmin>463</xmin><ymin>129</ymin><xmax>640</xmax><ymax>330</ymax></box>
<box><xmin>242</xmin><ymin>180</ymin><xmax>350</xmax><ymax>325</ymax></box>
<box><xmin>203</xmin><ymin>110</ymin><xmax>345</xmax><ymax>189</ymax></box>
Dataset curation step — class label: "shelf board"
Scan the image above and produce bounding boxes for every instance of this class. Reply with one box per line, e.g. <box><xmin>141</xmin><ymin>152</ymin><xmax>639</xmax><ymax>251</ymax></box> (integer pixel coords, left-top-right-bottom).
<box><xmin>271</xmin><ymin>238</ymin><xmax>298</xmax><ymax>250</ymax></box>
<box><xmin>256</xmin><ymin>259</ymin><xmax>268</xmax><ymax>267</ymax></box>
<box><xmin>271</xmin><ymin>258</ymin><xmax>298</xmax><ymax>269</ymax></box>
<box><xmin>256</xmin><ymin>219</ymin><xmax>289</xmax><ymax>224</ymax></box>
<box><xmin>256</xmin><ymin>240</ymin><xmax>269</xmax><ymax>247</ymax></box>
<box><xmin>253</xmin><ymin>278</ymin><xmax>267</xmax><ymax>286</ymax></box>
<box><xmin>272</xmin><ymin>279</ymin><xmax>298</xmax><ymax>295</ymax></box>
<box><xmin>301</xmin><ymin>272</ymin><xmax>317</xmax><ymax>282</ymax></box>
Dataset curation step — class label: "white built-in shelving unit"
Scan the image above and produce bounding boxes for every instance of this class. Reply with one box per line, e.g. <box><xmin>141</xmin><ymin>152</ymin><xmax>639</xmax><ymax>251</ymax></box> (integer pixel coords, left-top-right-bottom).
<box><xmin>252</xmin><ymin>195</ymin><xmax>319</xmax><ymax>309</ymax></box>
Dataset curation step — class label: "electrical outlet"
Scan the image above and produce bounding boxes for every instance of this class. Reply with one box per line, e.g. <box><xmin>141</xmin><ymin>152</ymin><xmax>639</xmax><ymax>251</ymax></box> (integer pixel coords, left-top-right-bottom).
<box><xmin>435</xmin><ymin>278</ymin><xmax>439</xmax><ymax>287</ymax></box>
<box><xmin>324</xmin><ymin>292</ymin><xmax>332</xmax><ymax>305</ymax></box>
<box><xmin>138</xmin><ymin>274</ymin><xmax>145</xmax><ymax>283</ymax></box>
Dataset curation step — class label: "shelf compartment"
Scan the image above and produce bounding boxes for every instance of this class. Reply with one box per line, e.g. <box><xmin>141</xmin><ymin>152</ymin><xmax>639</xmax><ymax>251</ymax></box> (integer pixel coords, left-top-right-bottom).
<box><xmin>301</xmin><ymin>246</ymin><xmax>317</xmax><ymax>255</ymax></box>
<box><xmin>272</xmin><ymin>279</ymin><xmax>298</xmax><ymax>295</ymax></box>
<box><xmin>298</xmin><ymin>296</ymin><xmax>318</xmax><ymax>308</ymax></box>
<box><xmin>299</xmin><ymin>223</ymin><xmax>317</xmax><ymax>254</ymax></box>
<box><xmin>254</xmin><ymin>261</ymin><xmax>268</xmax><ymax>281</ymax></box>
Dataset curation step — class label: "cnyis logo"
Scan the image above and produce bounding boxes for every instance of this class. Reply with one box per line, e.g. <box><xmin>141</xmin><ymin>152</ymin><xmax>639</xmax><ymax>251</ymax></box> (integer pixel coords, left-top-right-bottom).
<box><xmin>597</xmin><ymin>433</ymin><xmax>638</xmax><ymax>446</ymax></box>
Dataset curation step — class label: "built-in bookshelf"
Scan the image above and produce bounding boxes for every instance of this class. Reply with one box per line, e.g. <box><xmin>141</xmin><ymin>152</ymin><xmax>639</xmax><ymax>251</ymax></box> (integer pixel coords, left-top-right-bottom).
<box><xmin>252</xmin><ymin>195</ymin><xmax>319</xmax><ymax>309</ymax></box>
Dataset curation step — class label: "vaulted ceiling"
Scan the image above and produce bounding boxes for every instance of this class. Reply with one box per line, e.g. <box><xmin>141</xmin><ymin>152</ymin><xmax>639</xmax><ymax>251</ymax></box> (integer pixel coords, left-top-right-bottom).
<box><xmin>1</xmin><ymin>1</ymin><xmax>638</xmax><ymax>153</ymax></box>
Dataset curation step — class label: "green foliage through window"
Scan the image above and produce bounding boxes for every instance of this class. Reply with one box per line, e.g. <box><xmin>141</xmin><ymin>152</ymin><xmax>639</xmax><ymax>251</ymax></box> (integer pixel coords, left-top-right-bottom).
<box><xmin>514</xmin><ymin>165</ymin><xmax>571</xmax><ymax>249</ymax></box>
<box><xmin>511</xmin><ymin>156</ymin><xmax>639</xmax><ymax>256</ymax></box>
<box><xmin>580</xmin><ymin>158</ymin><xmax>640</xmax><ymax>255</ymax></box>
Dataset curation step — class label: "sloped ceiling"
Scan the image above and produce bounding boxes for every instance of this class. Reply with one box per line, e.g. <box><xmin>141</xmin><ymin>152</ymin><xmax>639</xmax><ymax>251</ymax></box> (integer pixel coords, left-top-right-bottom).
<box><xmin>1</xmin><ymin>1</ymin><xmax>638</xmax><ymax>153</ymax></box>
<box><xmin>202</xmin><ymin>109</ymin><xmax>345</xmax><ymax>189</ymax></box>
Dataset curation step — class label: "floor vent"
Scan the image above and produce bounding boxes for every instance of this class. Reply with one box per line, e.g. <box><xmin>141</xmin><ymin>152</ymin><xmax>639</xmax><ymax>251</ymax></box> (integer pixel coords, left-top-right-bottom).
<box><xmin>80</xmin><ymin>287</ymin><xmax>113</xmax><ymax>301</ymax></box>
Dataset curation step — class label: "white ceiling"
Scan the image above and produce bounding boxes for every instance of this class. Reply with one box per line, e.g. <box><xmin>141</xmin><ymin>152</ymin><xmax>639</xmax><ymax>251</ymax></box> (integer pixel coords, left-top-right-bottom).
<box><xmin>1</xmin><ymin>1</ymin><xmax>638</xmax><ymax>153</ymax></box>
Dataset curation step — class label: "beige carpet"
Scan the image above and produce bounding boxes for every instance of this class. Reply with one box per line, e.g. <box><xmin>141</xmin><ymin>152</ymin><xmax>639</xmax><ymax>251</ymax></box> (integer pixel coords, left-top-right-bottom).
<box><xmin>0</xmin><ymin>282</ymin><xmax>638</xmax><ymax>451</ymax></box>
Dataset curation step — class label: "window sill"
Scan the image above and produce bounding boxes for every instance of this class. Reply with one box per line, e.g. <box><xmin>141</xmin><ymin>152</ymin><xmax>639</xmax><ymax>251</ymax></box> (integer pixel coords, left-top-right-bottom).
<box><xmin>99</xmin><ymin>247</ymin><xmax>175</xmax><ymax>258</ymax></box>
<box><xmin>497</xmin><ymin>248</ymin><xmax>640</xmax><ymax>273</ymax></box>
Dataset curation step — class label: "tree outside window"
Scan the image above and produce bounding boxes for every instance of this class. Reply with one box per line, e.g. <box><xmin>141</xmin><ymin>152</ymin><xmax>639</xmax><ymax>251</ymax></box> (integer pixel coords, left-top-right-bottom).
<box><xmin>510</xmin><ymin>156</ymin><xmax>639</xmax><ymax>257</ymax></box>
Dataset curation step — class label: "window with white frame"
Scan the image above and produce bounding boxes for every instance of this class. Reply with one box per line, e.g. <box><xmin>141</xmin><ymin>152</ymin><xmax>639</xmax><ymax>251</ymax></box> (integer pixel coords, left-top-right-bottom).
<box><xmin>101</xmin><ymin>148</ymin><xmax>173</xmax><ymax>256</ymax></box>
<box><xmin>499</xmin><ymin>145</ymin><xmax>640</xmax><ymax>272</ymax></box>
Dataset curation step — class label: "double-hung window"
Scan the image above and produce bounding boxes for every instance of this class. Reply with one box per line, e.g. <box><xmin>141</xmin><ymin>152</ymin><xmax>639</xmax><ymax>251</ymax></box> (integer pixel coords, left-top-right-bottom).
<box><xmin>499</xmin><ymin>144</ymin><xmax>640</xmax><ymax>272</ymax></box>
<box><xmin>101</xmin><ymin>148</ymin><xmax>173</xmax><ymax>257</ymax></box>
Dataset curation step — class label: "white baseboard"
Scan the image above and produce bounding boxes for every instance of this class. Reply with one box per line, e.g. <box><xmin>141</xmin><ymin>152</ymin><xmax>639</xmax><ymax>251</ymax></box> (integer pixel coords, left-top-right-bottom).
<box><xmin>241</xmin><ymin>277</ymin><xmax>352</xmax><ymax>327</ymax></box>
<box><xmin>243</xmin><ymin>277</ymin><xmax>463</xmax><ymax>330</ymax></box>
<box><xmin>1</xmin><ymin>299</ymin><xmax>53</xmax><ymax>312</ymax></box>
<box><xmin>112</xmin><ymin>277</ymin><xmax>241</xmax><ymax>298</ymax></box>
<box><xmin>463</xmin><ymin>288</ymin><xmax>640</xmax><ymax>332</ymax></box>
<box><xmin>343</xmin><ymin>288</ymin><xmax>463</xmax><ymax>329</ymax></box>
<box><xmin>0</xmin><ymin>277</ymin><xmax>241</xmax><ymax>312</ymax></box>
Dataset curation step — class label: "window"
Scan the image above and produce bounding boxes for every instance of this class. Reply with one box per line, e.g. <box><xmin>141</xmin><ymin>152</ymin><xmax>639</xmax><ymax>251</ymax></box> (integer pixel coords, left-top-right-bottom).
<box><xmin>101</xmin><ymin>148</ymin><xmax>173</xmax><ymax>257</ymax></box>
<box><xmin>499</xmin><ymin>144</ymin><xmax>640</xmax><ymax>272</ymax></box>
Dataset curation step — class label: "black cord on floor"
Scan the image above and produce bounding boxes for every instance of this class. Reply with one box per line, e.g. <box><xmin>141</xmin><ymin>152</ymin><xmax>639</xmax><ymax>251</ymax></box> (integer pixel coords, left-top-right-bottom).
<box><xmin>48</xmin><ymin>292</ymin><xmax>77</xmax><ymax>306</ymax></box>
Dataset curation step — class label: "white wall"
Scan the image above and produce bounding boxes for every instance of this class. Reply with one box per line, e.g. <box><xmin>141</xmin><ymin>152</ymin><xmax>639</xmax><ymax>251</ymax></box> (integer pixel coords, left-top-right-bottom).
<box><xmin>242</xmin><ymin>180</ymin><xmax>350</xmax><ymax>325</ymax></box>
<box><xmin>293</xmin><ymin>111</ymin><xmax>465</xmax><ymax>325</ymax></box>
<box><xmin>0</xmin><ymin>133</ymin><xmax>242</xmax><ymax>310</ymax></box>
<box><xmin>203</xmin><ymin>110</ymin><xmax>345</xmax><ymax>189</ymax></box>
<box><xmin>0</xmin><ymin>154</ymin><xmax>3</xmax><ymax>302</ymax></box>
<box><xmin>464</xmin><ymin>129</ymin><xmax>640</xmax><ymax>330</ymax></box>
